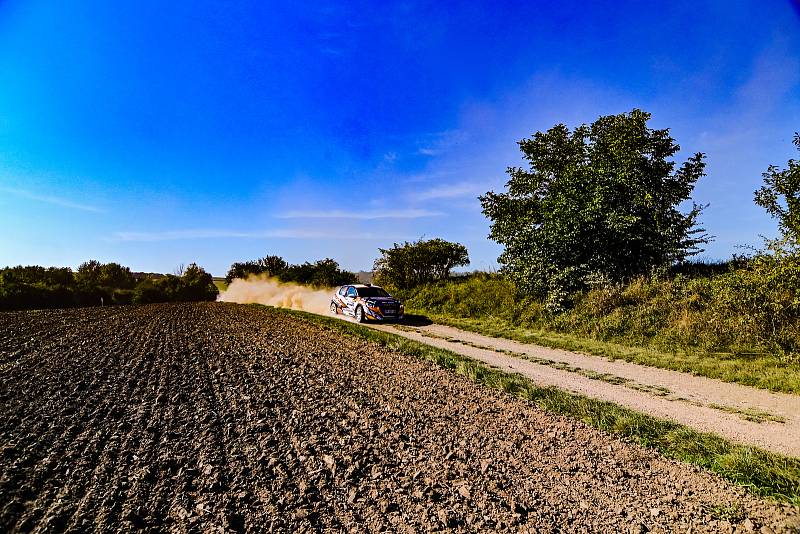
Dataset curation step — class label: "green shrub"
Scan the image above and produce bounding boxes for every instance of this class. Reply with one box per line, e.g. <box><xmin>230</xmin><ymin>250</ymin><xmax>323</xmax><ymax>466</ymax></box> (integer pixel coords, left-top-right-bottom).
<box><xmin>702</xmin><ymin>250</ymin><xmax>800</xmax><ymax>357</ymax></box>
<box><xmin>132</xmin><ymin>266</ymin><xmax>218</xmax><ymax>305</ymax></box>
<box><xmin>399</xmin><ymin>273</ymin><xmax>516</xmax><ymax>319</ymax></box>
<box><xmin>226</xmin><ymin>255</ymin><xmax>288</xmax><ymax>284</ymax></box>
<box><xmin>132</xmin><ymin>279</ymin><xmax>166</xmax><ymax>304</ymax></box>
<box><xmin>177</xmin><ymin>263</ymin><xmax>219</xmax><ymax>301</ymax></box>
<box><xmin>227</xmin><ymin>257</ymin><xmax>356</xmax><ymax>288</ymax></box>
<box><xmin>112</xmin><ymin>289</ymin><xmax>135</xmax><ymax>305</ymax></box>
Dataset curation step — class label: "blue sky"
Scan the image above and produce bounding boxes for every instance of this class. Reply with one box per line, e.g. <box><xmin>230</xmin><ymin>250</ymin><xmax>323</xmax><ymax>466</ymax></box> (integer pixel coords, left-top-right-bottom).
<box><xmin>1</xmin><ymin>1</ymin><xmax>799</xmax><ymax>275</ymax></box>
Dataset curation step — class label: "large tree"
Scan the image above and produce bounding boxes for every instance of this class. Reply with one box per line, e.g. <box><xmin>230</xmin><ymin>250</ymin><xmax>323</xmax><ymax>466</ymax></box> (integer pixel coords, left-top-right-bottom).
<box><xmin>480</xmin><ymin>109</ymin><xmax>708</xmax><ymax>304</ymax></box>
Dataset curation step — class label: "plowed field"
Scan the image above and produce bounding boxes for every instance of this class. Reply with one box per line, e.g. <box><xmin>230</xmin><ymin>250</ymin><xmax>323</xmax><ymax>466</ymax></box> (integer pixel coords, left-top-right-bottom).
<box><xmin>1</xmin><ymin>303</ymin><xmax>797</xmax><ymax>532</ymax></box>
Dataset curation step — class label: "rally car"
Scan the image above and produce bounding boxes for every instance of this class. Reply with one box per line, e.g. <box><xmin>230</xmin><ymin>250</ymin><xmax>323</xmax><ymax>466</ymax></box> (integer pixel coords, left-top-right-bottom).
<box><xmin>330</xmin><ymin>284</ymin><xmax>404</xmax><ymax>322</ymax></box>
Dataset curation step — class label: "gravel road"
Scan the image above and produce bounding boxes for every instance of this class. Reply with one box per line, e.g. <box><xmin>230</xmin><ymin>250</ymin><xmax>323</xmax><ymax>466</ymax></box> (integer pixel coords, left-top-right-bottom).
<box><xmin>1</xmin><ymin>303</ymin><xmax>798</xmax><ymax>532</ymax></box>
<box><xmin>369</xmin><ymin>322</ymin><xmax>800</xmax><ymax>457</ymax></box>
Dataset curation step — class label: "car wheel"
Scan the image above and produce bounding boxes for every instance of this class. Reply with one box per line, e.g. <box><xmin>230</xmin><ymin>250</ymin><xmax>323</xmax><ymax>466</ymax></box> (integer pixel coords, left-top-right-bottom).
<box><xmin>330</xmin><ymin>302</ymin><xmax>338</xmax><ymax>315</ymax></box>
<box><xmin>355</xmin><ymin>306</ymin><xmax>365</xmax><ymax>323</ymax></box>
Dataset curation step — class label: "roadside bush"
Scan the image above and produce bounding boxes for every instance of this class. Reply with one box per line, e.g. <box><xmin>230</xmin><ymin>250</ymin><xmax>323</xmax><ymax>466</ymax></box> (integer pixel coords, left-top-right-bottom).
<box><xmin>132</xmin><ymin>266</ymin><xmax>218</xmax><ymax>304</ymax></box>
<box><xmin>0</xmin><ymin>282</ymin><xmax>74</xmax><ymax>310</ymax></box>
<box><xmin>702</xmin><ymin>249</ymin><xmax>800</xmax><ymax>357</ymax></box>
<box><xmin>176</xmin><ymin>263</ymin><xmax>219</xmax><ymax>301</ymax></box>
<box><xmin>401</xmin><ymin>257</ymin><xmax>800</xmax><ymax>359</ymax></box>
<box><xmin>76</xmin><ymin>260</ymin><xmax>136</xmax><ymax>290</ymax></box>
<box><xmin>227</xmin><ymin>256</ymin><xmax>357</xmax><ymax>288</ymax></box>
<box><xmin>399</xmin><ymin>272</ymin><xmax>515</xmax><ymax>319</ymax></box>
<box><xmin>0</xmin><ymin>266</ymin><xmax>77</xmax><ymax>310</ymax></box>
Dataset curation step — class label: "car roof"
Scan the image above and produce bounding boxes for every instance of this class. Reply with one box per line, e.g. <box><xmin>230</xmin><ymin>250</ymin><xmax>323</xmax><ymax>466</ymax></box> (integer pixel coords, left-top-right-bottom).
<box><xmin>346</xmin><ymin>284</ymin><xmax>381</xmax><ymax>289</ymax></box>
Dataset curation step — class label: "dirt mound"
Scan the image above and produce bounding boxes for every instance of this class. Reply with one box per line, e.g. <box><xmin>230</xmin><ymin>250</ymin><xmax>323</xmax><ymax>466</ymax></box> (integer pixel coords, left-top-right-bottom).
<box><xmin>0</xmin><ymin>303</ymin><xmax>797</xmax><ymax>532</ymax></box>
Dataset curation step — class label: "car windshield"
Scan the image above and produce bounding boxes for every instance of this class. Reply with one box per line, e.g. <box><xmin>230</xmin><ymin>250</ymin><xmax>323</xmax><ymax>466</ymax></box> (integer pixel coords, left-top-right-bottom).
<box><xmin>357</xmin><ymin>287</ymin><xmax>391</xmax><ymax>298</ymax></box>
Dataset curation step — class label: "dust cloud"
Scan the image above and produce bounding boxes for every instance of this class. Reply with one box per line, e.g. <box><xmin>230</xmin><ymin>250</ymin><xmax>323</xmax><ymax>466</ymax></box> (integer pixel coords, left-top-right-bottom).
<box><xmin>217</xmin><ymin>275</ymin><xmax>333</xmax><ymax>315</ymax></box>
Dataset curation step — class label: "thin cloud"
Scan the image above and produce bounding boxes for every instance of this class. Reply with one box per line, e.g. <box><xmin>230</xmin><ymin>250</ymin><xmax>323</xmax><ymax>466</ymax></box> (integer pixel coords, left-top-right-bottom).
<box><xmin>1</xmin><ymin>186</ymin><xmax>104</xmax><ymax>213</ymax></box>
<box><xmin>112</xmin><ymin>229</ymin><xmax>398</xmax><ymax>242</ymax></box>
<box><xmin>410</xmin><ymin>181</ymin><xmax>485</xmax><ymax>201</ymax></box>
<box><xmin>276</xmin><ymin>208</ymin><xmax>443</xmax><ymax>219</ymax></box>
<box><xmin>735</xmin><ymin>40</ymin><xmax>799</xmax><ymax>115</ymax></box>
<box><xmin>416</xmin><ymin>130</ymin><xmax>468</xmax><ymax>157</ymax></box>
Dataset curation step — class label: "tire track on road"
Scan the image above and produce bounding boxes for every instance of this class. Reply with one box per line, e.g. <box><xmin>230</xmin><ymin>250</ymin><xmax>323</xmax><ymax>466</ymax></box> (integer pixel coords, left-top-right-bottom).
<box><xmin>371</xmin><ymin>322</ymin><xmax>800</xmax><ymax>456</ymax></box>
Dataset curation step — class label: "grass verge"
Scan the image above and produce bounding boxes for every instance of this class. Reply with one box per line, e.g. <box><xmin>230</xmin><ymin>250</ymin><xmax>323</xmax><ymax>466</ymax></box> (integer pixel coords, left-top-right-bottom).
<box><xmin>265</xmin><ymin>305</ymin><xmax>800</xmax><ymax>506</ymax></box>
<box><xmin>411</xmin><ymin>312</ymin><xmax>800</xmax><ymax>395</ymax></box>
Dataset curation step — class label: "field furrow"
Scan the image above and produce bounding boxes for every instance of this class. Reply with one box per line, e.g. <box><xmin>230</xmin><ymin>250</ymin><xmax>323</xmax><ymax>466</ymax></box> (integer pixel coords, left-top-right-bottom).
<box><xmin>1</xmin><ymin>302</ymin><xmax>798</xmax><ymax>532</ymax></box>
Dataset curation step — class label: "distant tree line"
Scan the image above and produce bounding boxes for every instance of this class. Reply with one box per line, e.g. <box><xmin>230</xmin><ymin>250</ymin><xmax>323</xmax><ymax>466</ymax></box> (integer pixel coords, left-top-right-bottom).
<box><xmin>225</xmin><ymin>256</ymin><xmax>357</xmax><ymax>288</ymax></box>
<box><xmin>224</xmin><ymin>239</ymin><xmax>471</xmax><ymax>292</ymax></box>
<box><xmin>0</xmin><ymin>260</ymin><xmax>218</xmax><ymax>311</ymax></box>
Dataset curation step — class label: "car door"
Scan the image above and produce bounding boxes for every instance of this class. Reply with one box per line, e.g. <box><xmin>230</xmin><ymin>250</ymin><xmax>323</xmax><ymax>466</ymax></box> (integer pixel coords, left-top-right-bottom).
<box><xmin>344</xmin><ymin>286</ymin><xmax>358</xmax><ymax>315</ymax></box>
<box><xmin>336</xmin><ymin>285</ymin><xmax>348</xmax><ymax>311</ymax></box>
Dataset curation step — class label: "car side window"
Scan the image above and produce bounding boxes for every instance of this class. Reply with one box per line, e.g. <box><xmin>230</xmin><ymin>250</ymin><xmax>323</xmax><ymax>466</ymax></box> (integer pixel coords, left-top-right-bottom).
<box><xmin>338</xmin><ymin>286</ymin><xmax>347</xmax><ymax>296</ymax></box>
<box><xmin>347</xmin><ymin>287</ymin><xmax>357</xmax><ymax>298</ymax></box>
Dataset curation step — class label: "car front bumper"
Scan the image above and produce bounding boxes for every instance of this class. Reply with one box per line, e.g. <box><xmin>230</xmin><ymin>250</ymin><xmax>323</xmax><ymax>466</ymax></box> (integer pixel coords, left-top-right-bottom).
<box><xmin>364</xmin><ymin>306</ymin><xmax>404</xmax><ymax>321</ymax></box>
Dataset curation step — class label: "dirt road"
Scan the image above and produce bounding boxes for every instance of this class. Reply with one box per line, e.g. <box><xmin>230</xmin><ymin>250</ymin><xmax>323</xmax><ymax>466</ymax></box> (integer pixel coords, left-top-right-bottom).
<box><xmin>1</xmin><ymin>303</ymin><xmax>798</xmax><ymax>532</ymax></box>
<box><xmin>370</xmin><ymin>322</ymin><xmax>800</xmax><ymax>457</ymax></box>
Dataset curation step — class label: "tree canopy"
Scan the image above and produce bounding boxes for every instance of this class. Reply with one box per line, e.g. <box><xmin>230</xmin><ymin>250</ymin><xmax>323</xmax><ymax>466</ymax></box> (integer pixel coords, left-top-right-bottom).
<box><xmin>755</xmin><ymin>133</ymin><xmax>800</xmax><ymax>246</ymax></box>
<box><xmin>76</xmin><ymin>260</ymin><xmax>136</xmax><ymax>289</ymax></box>
<box><xmin>225</xmin><ymin>256</ymin><xmax>356</xmax><ymax>288</ymax></box>
<box><xmin>278</xmin><ymin>258</ymin><xmax>357</xmax><ymax>288</ymax></box>
<box><xmin>225</xmin><ymin>255</ymin><xmax>289</xmax><ymax>284</ymax></box>
<box><xmin>373</xmin><ymin>238</ymin><xmax>470</xmax><ymax>290</ymax></box>
<box><xmin>480</xmin><ymin>109</ymin><xmax>708</xmax><ymax>305</ymax></box>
